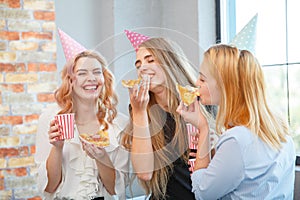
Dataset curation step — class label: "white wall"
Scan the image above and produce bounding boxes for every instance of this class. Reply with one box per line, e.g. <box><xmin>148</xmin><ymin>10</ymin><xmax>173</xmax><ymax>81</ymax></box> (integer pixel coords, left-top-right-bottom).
<box><xmin>198</xmin><ymin>0</ymin><xmax>217</xmax><ymax>60</ymax></box>
<box><xmin>55</xmin><ymin>0</ymin><xmax>114</xmax><ymax>74</ymax></box>
<box><xmin>55</xmin><ymin>0</ymin><xmax>216</xmax><ymax>198</ymax></box>
<box><xmin>55</xmin><ymin>0</ymin><xmax>216</xmax><ymax>122</ymax></box>
<box><xmin>55</xmin><ymin>0</ymin><xmax>216</xmax><ymax>114</ymax></box>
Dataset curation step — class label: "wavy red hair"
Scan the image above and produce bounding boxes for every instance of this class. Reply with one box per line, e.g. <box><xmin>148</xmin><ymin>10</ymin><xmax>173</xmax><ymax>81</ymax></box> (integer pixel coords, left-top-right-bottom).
<box><xmin>54</xmin><ymin>50</ymin><xmax>118</xmax><ymax>130</ymax></box>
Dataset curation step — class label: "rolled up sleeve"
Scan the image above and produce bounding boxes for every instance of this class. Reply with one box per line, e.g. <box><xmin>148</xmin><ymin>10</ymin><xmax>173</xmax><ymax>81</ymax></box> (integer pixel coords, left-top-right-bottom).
<box><xmin>191</xmin><ymin>138</ymin><xmax>244</xmax><ymax>200</ymax></box>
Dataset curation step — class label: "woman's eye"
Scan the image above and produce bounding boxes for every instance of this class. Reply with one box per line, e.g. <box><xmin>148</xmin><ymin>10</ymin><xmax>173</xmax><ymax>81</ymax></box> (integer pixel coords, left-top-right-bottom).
<box><xmin>94</xmin><ymin>71</ymin><xmax>102</xmax><ymax>75</ymax></box>
<box><xmin>198</xmin><ymin>77</ymin><xmax>205</xmax><ymax>82</ymax></box>
<box><xmin>148</xmin><ymin>59</ymin><xmax>154</xmax><ymax>63</ymax></box>
<box><xmin>77</xmin><ymin>72</ymin><xmax>86</xmax><ymax>76</ymax></box>
<box><xmin>136</xmin><ymin>65</ymin><xmax>141</xmax><ymax>70</ymax></box>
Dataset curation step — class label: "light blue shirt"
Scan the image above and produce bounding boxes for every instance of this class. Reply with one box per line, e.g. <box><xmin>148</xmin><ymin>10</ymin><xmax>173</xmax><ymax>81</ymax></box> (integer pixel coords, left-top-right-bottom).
<box><xmin>191</xmin><ymin>126</ymin><xmax>295</xmax><ymax>200</ymax></box>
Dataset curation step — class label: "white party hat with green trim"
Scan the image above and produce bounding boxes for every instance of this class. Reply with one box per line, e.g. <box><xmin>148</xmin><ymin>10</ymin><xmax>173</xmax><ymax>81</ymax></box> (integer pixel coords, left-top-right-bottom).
<box><xmin>230</xmin><ymin>14</ymin><xmax>258</xmax><ymax>53</ymax></box>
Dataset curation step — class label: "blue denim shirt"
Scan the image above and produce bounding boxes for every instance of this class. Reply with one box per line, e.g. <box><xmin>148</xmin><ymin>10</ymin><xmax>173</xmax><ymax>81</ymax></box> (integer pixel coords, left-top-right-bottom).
<box><xmin>191</xmin><ymin>126</ymin><xmax>295</xmax><ymax>200</ymax></box>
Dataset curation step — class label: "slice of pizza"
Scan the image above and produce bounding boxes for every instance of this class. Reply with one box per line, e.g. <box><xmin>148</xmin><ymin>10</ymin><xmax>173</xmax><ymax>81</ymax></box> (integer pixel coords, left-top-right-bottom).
<box><xmin>176</xmin><ymin>83</ymin><xmax>200</xmax><ymax>106</ymax></box>
<box><xmin>121</xmin><ymin>77</ymin><xmax>142</xmax><ymax>88</ymax></box>
<box><xmin>79</xmin><ymin>130</ymin><xmax>110</xmax><ymax>147</ymax></box>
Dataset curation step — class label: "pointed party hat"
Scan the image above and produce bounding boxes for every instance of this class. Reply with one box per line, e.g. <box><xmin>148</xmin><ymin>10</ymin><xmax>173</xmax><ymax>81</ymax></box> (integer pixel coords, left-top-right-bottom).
<box><xmin>230</xmin><ymin>13</ymin><xmax>258</xmax><ymax>53</ymax></box>
<box><xmin>58</xmin><ymin>28</ymin><xmax>86</xmax><ymax>61</ymax></box>
<box><xmin>124</xmin><ymin>29</ymin><xmax>150</xmax><ymax>52</ymax></box>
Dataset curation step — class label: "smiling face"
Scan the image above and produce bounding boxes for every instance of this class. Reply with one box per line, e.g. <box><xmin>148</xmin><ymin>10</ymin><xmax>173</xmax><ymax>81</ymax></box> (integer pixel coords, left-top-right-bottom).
<box><xmin>135</xmin><ymin>47</ymin><xmax>166</xmax><ymax>92</ymax></box>
<box><xmin>72</xmin><ymin>57</ymin><xmax>104</xmax><ymax>101</ymax></box>
<box><xmin>196</xmin><ymin>56</ymin><xmax>221</xmax><ymax>105</ymax></box>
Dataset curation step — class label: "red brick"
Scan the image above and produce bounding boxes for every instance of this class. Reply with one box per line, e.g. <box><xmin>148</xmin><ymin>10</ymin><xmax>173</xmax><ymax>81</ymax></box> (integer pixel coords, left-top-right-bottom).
<box><xmin>0</xmin><ymin>31</ymin><xmax>19</xmax><ymax>40</ymax></box>
<box><xmin>37</xmin><ymin>93</ymin><xmax>55</xmax><ymax>102</ymax></box>
<box><xmin>22</xmin><ymin>32</ymin><xmax>52</xmax><ymax>40</ymax></box>
<box><xmin>8</xmin><ymin>0</ymin><xmax>20</xmax><ymax>8</ymax></box>
<box><xmin>25</xmin><ymin>114</ymin><xmax>39</xmax><ymax>123</ymax></box>
<box><xmin>0</xmin><ymin>116</ymin><xmax>23</xmax><ymax>125</ymax></box>
<box><xmin>0</xmin><ymin>146</ymin><xmax>28</xmax><ymax>157</ymax></box>
<box><xmin>18</xmin><ymin>146</ymin><xmax>29</xmax><ymax>156</ymax></box>
<box><xmin>30</xmin><ymin>145</ymin><xmax>35</xmax><ymax>154</ymax></box>
<box><xmin>0</xmin><ymin>84</ymin><xmax>24</xmax><ymax>93</ymax></box>
<box><xmin>28</xmin><ymin>197</ymin><xmax>42</xmax><ymax>200</ymax></box>
<box><xmin>0</xmin><ymin>0</ymin><xmax>20</xmax><ymax>8</ymax></box>
<box><xmin>13</xmin><ymin>167</ymin><xmax>27</xmax><ymax>176</ymax></box>
<box><xmin>28</xmin><ymin>63</ymin><xmax>56</xmax><ymax>72</ymax></box>
<box><xmin>0</xmin><ymin>147</ymin><xmax>18</xmax><ymax>157</ymax></box>
<box><xmin>40</xmin><ymin>63</ymin><xmax>56</xmax><ymax>71</ymax></box>
<box><xmin>0</xmin><ymin>178</ymin><xmax>3</xmax><ymax>190</ymax></box>
<box><xmin>0</xmin><ymin>170</ymin><xmax>3</xmax><ymax>179</ymax></box>
<box><xmin>34</xmin><ymin>11</ymin><xmax>55</xmax><ymax>21</ymax></box>
<box><xmin>27</xmin><ymin>63</ymin><xmax>39</xmax><ymax>72</ymax></box>
<box><xmin>1</xmin><ymin>168</ymin><xmax>27</xmax><ymax>177</ymax></box>
<box><xmin>0</xmin><ymin>63</ymin><xmax>25</xmax><ymax>72</ymax></box>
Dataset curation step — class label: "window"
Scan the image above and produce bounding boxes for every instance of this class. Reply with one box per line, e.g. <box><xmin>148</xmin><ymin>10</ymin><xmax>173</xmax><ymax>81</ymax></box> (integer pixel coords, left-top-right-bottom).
<box><xmin>218</xmin><ymin>0</ymin><xmax>300</xmax><ymax>154</ymax></box>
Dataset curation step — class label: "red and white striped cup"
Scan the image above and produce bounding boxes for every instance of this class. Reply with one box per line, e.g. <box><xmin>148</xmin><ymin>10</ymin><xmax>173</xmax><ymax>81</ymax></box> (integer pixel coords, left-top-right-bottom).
<box><xmin>188</xmin><ymin>158</ymin><xmax>196</xmax><ymax>173</ymax></box>
<box><xmin>186</xmin><ymin>123</ymin><xmax>199</xmax><ymax>150</ymax></box>
<box><xmin>55</xmin><ymin>113</ymin><xmax>75</xmax><ymax>140</ymax></box>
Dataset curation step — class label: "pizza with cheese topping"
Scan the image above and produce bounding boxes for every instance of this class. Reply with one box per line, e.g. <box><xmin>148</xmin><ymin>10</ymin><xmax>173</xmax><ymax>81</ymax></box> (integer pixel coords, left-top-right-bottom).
<box><xmin>79</xmin><ymin>130</ymin><xmax>110</xmax><ymax>147</ymax></box>
<box><xmin>121</xmin><ymin>77</ymin><xmax>142</xmax><ymax>88</ymax></box>
<box><xmin>176</xmin><ymin>83</ymin><xmax>200</xmax><ymax>106</ymax></box>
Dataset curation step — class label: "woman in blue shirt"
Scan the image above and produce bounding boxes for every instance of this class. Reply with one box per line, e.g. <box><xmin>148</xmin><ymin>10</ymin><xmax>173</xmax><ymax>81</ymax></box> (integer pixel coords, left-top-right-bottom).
<box><xmin>177</xmin><ymin>44</ymin><xmax>296</xmax><ymax>199</ymax></box>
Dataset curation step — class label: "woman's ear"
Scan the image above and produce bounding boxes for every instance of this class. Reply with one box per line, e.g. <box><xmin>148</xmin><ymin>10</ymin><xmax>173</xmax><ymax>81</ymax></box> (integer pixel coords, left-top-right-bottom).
<box><xmin>68</xmin><ymin>76</ymin><xmax>74</xmax><ymax>85</ymax></box>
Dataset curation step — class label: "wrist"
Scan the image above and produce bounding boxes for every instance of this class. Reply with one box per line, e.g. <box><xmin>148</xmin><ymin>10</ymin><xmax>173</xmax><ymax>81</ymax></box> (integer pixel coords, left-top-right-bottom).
<box><xmin>95</xmin><ymin>151</ymin><xmax>108</xmax><ymax>162</ymax></box>
<box><xmin>53</xmin><ymin>144</ymin><xmax>64</xmax><ymax>151</ymax></box>
<box><xmin>197</xmin><ymin>121</ymin><xmax>209</xmax><ymax>134</ymax></box>
<box><xmin>132</xmin><ymin>108</ymin><xmax>147</xmax><ymax>116</ymax></box>
<box><xmin>197</xmin><ymin>127</ymin><xmax>210</xmax><ymax>159</ymax></box>
<box><xmin>132</xmin><ymin>110</ymin><xmax>148</xmax><ymax>126</ymax></box>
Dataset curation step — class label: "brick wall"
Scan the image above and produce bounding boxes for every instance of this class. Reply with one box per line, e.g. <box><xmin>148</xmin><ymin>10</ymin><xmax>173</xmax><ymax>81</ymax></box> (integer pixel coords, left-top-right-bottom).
<box><xmin>0</xmin><ymin>0</ymin><xmax>57</xmax><ymax>199</ymax></box>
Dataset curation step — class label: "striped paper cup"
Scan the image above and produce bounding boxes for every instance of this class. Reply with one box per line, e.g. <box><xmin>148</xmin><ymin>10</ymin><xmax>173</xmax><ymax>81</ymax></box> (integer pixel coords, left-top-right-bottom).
<box><xmin>186</xmin><ymin>123</ymin><xmax>199</xmax><ymax>150</ymax></box>
<box><xmin>55</xmin><ymin>113</ymin><xmax>75</xmax><ymax>140</ymax></box>
<box><xmin>188</xmin><ymin>158</ymin><xmax>196</xmax><ymax>173</ymax></box>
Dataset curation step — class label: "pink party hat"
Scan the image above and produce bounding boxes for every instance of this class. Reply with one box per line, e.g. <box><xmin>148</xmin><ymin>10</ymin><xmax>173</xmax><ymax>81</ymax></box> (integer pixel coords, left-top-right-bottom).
<box><xmin>124</xmin><ymin>29</ymin><xmax>150</xmax><ymax>52</ymax></box>
<box><xmin>230</xmin><ymin>14</ymin><xmax>258</xmax><ymax>53</ymax></box>
<box><xmin>58</xmin><ymin>28</ymin><xmax>86</xmax><ymax>61</ymax></box>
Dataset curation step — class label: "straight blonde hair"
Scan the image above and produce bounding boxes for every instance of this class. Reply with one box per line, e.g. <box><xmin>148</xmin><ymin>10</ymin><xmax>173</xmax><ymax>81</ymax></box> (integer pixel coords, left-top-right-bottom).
<box><xmin>122</xmin><ymin>38</ymin><xmax>203</xmax><ymax>199</ymax></box>
<box><xmin>204</xmin><ymin>44</ymin><xmax>288</xmax><ymax>150</ymax></box>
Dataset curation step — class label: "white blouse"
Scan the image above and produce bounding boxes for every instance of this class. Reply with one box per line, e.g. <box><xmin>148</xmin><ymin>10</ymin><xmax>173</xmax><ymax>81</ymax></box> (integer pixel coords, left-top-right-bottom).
<box><xmin>35</xmin><ymin>104</ymin><xmax>129</xmax><ymax>200</ymax></box>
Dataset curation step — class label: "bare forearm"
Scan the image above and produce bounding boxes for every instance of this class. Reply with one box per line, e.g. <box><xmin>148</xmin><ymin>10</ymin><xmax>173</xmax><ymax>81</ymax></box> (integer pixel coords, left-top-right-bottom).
<box><xmin>96</xmin><ymin>157</ymin><xmax>116</xmax><ymax>195</ymax></box>
<box><xmin>195</xmin><ymin>125</ymin><xmax>211</xmax><ymax>170</ymax></box>
<box><xmin>132</xmin><ymin>137</ymin><xmax>154</xmax><ymax>179</ymax></box>
<box><xmin>45</xmin><ymin>147</ymin><xmax>63</xmax><ymax>193</ymax></box>
<box><xmin>131</xmin><ymin>111</ymin><xmax>154</xmax><ymax>179</ymax></box>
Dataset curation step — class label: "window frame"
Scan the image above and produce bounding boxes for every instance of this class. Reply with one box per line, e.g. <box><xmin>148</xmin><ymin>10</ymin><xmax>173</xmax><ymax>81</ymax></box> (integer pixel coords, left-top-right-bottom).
<box><xmin>216</xmin><ymin>0</ymin><xmax>300</xmax><ymax>161</ymax></box>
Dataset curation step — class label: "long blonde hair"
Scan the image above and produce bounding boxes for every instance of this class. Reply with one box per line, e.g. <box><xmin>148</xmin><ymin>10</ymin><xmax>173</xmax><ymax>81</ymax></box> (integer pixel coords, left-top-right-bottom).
<box><xmin>205</xmin><ymin>44</ymin><xmax>288</xmax><ymax>149</ymax></box>
<box><xmin>122</xmin><ymin>38</ymin><xmax>204</xmax><ymax>199</ymax></box>
<box><xmin>54</xmin><ymin>50</ymin><xmax>118</xmax><ymax>130</ymax></box>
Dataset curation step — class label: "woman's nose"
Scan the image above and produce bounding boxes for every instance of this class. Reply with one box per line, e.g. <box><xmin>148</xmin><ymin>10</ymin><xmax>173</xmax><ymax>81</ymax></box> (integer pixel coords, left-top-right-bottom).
<box><xmin>195</xmin><ymin>79</ymin><xmax>200</xmax><ymax>87</ymax></box>
<box><xmin>87</xmin><ymin>72</ymin><xmax>96</xmax><ymax>81</ymax></box>
<box><xmin>139</xmin><ymin>64</ymin><xmax>146</xmax><ymax>71</ymax></box>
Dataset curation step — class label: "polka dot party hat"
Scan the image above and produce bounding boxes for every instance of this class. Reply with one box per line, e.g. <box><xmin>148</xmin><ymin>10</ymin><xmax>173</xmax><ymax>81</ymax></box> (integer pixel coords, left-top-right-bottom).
<box><xmin>58</xmin><ymin>28</ymin><xmax>86</xmax><ymax>61</ymax></box>
<box><xmin>124</xmin><ymin>29</ymin><xmax>150</xmax><ymax>52</ymax></box>
<box><xmin>230</xmin><ymin>13</ymin><xmax>258</xmax><ymax>53</ymax></box>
